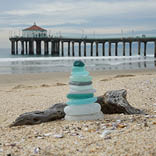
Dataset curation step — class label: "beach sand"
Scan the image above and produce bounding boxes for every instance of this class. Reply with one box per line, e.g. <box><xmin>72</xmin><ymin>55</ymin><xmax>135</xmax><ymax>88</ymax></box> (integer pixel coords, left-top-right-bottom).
<box><xmin>0</xmin><ymin>69</ymin><xmax>156</xmax><ymax>156</ymax></box>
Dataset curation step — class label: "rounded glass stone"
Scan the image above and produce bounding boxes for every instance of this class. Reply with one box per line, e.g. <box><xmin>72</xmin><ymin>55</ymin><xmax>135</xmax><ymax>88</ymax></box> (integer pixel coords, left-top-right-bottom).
<box><xmin>70</xmin><ymin>85</ymin><xmax>93</xmax><ymax>90</ymax></box>
<box><xmin>65</xmin><ymin>111</ymin><xmax>104</xmax><ymax>121</ymax></box>
<box><xmin>67</xmin><ymin>97</ymin><xmax>97</xmax><ymax>105</ymax></box>
<box><xmin>71</xmin><ymin>71</ymin><xmax>89</xmax><ymax>76</ymax></box>
<box><xmin>67</xmin><ymin>93</ymin><xmax>94</xmax><ymax>99</ymax></box>
<box><xmin>69</xmin><ymin>89</ymin><xmax>96</xmax><ymax>94</ymax></box>
<box><xmin>73</xmin><ymin>60</ymin><xmax>85</xmax><ymax>67</ymax></box>
<box><xmin>69</xmin><ymin>81</ymin><xmax>92</xmax><ymax>86</ymax></box>
<box><xmin>64</xmin><ymin>103</ymin><xmax>101</xmax><ymax>115</ymax></box>
<box><xmin>70</xmin><ymin>75</ymin><xmax>92</xmax><ymax>82</ymax></box>
<box><xmin>72</xmin><ymin>66</ymin><xmax>85</xmax><ymax>72</ymax></box>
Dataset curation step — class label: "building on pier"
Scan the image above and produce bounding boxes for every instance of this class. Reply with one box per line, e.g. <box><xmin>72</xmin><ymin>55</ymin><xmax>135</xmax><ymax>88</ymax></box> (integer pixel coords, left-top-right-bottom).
<box><xmin>22</xmin><ymin>23</ymin><xmax>47</xmax><ymax>38</ymax></box>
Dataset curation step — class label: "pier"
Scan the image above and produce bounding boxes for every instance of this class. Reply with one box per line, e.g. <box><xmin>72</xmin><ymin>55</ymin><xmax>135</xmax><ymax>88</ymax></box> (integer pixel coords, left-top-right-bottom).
<box><xmin>9</xmin><ymin>37</ymin><xmax>156</xmax><ymax>57</ymax></box>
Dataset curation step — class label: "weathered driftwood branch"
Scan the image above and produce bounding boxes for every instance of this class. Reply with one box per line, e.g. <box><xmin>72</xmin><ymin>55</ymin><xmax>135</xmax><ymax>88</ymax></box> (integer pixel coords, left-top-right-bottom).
<box><xmin>10</xmin><ymin>89</ymin><xmax>144</xmax><ymax>127</ymax></box>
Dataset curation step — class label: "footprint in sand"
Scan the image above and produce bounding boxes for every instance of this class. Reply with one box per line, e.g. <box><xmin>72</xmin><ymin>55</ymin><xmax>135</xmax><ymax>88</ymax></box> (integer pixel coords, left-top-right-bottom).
<box><xmin>40</xmin><ymin>84</ymin><xmax>51</xmax><ymax>87</ymax></box>
<box><xmin>114</xmin><ymin>74</ymin><xmax>135</xmax><ymax>78</ymax></box>
<box><xmin>12</xmin><ymin>84</ymin><xmax>36</xmax><ymax>90</ymax></box>
<box><xmin>100</xmin><ymin>74</ymin><xmax>135</xmax><ymax>82</ymax></box>
<box><xmin>54</xmin><ymin>82</ymin><xmax>67</xmax><ymax>86</ymax></box>
<box><xmin>100</xmin><ymin>78</ymin><xmax>113</xmax><ymax>82</ymax></box>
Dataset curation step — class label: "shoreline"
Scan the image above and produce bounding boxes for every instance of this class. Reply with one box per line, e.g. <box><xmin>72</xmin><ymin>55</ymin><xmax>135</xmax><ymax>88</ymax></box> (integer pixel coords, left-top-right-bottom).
<box><xmin>0</xmin><ymin>68</ymin><xmax>156</xmax><ymax>86</ymax></box>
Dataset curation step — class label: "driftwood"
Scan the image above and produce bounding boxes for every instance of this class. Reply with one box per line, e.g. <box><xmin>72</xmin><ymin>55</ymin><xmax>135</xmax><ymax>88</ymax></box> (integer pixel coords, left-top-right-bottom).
<box><xmin>10</xmin><ymin>89</ymin><xmax>144</xmax><ymax>127</ymax></box>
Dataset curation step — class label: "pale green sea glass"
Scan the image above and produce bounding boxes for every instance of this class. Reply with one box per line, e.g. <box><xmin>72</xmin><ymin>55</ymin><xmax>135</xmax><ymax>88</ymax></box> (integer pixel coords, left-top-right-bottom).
<box><xmin>70</xmin><ymin>85</ymin><xmax>93</xmax><ymax>90</ymax></box>
<box><xmin>72</xmin><ymin>66</ymin><xmax>85</xmax><ymax>72</ymax></box>
<box><xmin>70</xmin><ymin>75</ymin><xmax>92</xmax><ymax>82</ymax></box>
<box><xmin>71</xmin><ymin>71</ymin><xmax>89</xmax><ymax>76</ymax></box>
<box><xmin>67</xmin><ymin>97</ymin><xmax>97</xmax><ymax>105</ymax></box>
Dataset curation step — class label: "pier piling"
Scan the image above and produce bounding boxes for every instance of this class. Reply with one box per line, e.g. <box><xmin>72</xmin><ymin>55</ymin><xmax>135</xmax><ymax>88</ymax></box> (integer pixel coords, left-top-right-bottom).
<box><xmin>96</xmin><ymin>42</ymin><xmax>98</xmax><ymax>56</ymax></box>
<box><xmin>84</xmin><ymin>42</ymin><xmax>86</xmax><ymax>56</ymax></box>
<box><xmin>72</xmin><ymin>42</ymin><xmax>74</xmax><ymax>56</ymax></box>
<box><xmin>16</xmin><ymin>41</ymin><xmax>18</xmax><ymax>55</ymax></box>
<box><xmin>123</xmin><ymin>42</ymin><xmax>125</xmax><ymax>56</ymax></box>
<box><xmin>144</xmin><ymin>42</ymin><xmax>147</xmax><ymax>56</ymax></box>
<box><xmin>102</xmin><ymin>42</ymin><xmax>105</xmax><ymax>56</ymax></box>
<box><xmin>91</xmin><ymin>42</ymin><xmax>93</xmax><ymax>56</ymax></box>
<box><xmin>79</xmin><ymin>42</ymin><xmax>81</xmax><ymax>56</ymax></box>
<box><xmin>68</xmin><ymin>42</ymin><xmax>70</xmax><ymax>56</ymax></box>
<box><xmin>115</xmin><ymin>42</ymin><xmax>118</xmax><ymax>56</ymax></box>
<box><xmin>138</xmin><ymin>41</ymin><xmax>141</xmax><ymax>55</ymax></box>
<box><xmin>109</xmin><ymin>42</ymin><xmax>111</xmax><ymax>56</ymax></box>
<box><xmin>26</xmin><ymin>42</ymin><xmax>28</xmax><ymax>55</ymax></box>
<box><xmin>11</xmin><ymin>41</ymin><xmax>15</xmax><ymax>55</ymax></box>
<box><xmin>9</xmin><ymin>37</ymin><xmax>156</xmax><ymax>58</ymax></box>
<box><xmin>129</xmin><ymin>42</ymin><xmax>132</xmax><ymax>56</ymax></box>
<box><xmin>61</xmin><ymin>41</ymin><xmax>64</xmax><ymax>56</ymax></box>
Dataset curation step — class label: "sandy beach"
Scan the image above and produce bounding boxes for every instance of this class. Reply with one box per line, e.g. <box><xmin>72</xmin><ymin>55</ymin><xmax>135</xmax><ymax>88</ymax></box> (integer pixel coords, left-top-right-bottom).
<box><xmin>0</xmin><ymin>69</ymin><xmax>156</xmax><ymax>156</ymax></box>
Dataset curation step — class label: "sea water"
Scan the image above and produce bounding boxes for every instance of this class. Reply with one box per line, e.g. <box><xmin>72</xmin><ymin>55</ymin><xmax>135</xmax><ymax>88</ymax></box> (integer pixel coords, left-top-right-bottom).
<box><xmin>0</xmin><ymin>46</ymin><xmax>156</xmax><ymax>74</ymax></box>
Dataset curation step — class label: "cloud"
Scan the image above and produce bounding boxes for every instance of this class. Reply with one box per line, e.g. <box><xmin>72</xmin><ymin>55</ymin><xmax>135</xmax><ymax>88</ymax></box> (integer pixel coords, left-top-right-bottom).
<box><xmin>1</xmin><ymin>0</ymin><xmax>156</xmax><ymax>48</ymax></box>
<box><xmin>2</xmin><ymin>0</ymin><xmax>156</xmax><ymax>29</ymax></box>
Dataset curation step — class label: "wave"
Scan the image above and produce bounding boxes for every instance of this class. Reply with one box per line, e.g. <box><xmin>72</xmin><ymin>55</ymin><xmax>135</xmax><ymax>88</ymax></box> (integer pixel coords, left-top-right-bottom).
<box><xmin>0</xmin><ymin>55</ymin><xmax>154</xmax><ymax>62</ymax></box>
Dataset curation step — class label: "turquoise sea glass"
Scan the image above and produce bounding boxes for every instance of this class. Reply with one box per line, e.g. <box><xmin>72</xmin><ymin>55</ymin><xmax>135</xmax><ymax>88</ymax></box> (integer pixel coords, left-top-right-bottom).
<box><xmin>70</xmin><ymin>75</ymin><xmax>92</xmax><ymax>82</ymax></box>
<box><xmin>67</xmin><ymin>93</ymin><xmax>94</xmax><ymax>99</ymax></box>
<box><xmin>73</xmin><ymin>60</ymin><xmax>85</xmax><ymax>67</ymax></box>
<box><xmin>67</xmin><ymin>97</ymin><xmax>97</xmax><ymax>105</ymax></box>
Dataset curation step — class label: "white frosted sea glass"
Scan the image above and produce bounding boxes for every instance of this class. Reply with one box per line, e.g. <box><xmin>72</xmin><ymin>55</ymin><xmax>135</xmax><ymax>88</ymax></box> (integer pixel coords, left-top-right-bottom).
<box><xmin>70</xmin><ymin>85</ymin><xmax>93</xmax><ymax>91</ymax></box>
<box><xmin>64</xmin><ymin>103</ymin><xmax>101</xmax><ymax>115</ymax></box>
<box><xmin>65</xmin><ymin>111</ymin><xmax>104</xmax><ymax>121</ymax></box>
<box><xmin>69</xmin><ymin>89</ymin><xmax>96</xmax><ymax>94</ymax></box>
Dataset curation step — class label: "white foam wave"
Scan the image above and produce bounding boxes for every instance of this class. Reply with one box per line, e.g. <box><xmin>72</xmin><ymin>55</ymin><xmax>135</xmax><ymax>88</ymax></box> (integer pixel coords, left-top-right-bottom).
<box><xmin>0</xmin><ymin>55</ymin><xmax>150</xmax><ymax>62</ymax></box>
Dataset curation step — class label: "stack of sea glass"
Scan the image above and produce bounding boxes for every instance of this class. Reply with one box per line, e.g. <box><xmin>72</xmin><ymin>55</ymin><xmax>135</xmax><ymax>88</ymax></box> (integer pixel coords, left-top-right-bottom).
<box><xmin>64</xmin><ymin>60</ymin><xmax>104</xmax><ymax>120</ymax></box>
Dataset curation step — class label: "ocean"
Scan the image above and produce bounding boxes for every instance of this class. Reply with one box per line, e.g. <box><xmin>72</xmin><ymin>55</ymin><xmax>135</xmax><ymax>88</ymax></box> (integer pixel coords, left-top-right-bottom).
<box><xmin>0</xmin><ymin>45</ymin><xmax>156</xmax><ymax>74</ymax></box>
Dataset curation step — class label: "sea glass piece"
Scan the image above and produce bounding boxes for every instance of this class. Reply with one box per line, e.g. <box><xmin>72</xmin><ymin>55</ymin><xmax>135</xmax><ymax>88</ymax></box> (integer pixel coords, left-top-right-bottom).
<box><xmin>64</xmin><ymin>103</ymin><xmax>101</xmax><ymax>115</ymax></box>
<box><xmin>67</xmin><ymin>93</ymin><xmax>94</xmax><ymax>99</ymax></box>
<box><xmin>73</xmin><ymin>60</ymin><xmax>85</xmax><ymax>67</ymax></box>
<box><xmin>70</xmin><ymin>75</ymin><xmax>92</xmax><ymax>82</ymax></box>
<box><xmin>71</xmin><ymin>71</ymin><xmax>89</xmax><ymax>76</ymax></box>
<box><xmin>69</xmin><ymin>85</ymin><xmax>93</xmax><ymax>90</ymax></box>
<box><xmin>69</xmin><ymin>81</ymin><xmax>92</xmax><ymax>86</ymax></box>
<box><xmin>67</xmin><ymin>97</ymin><xmax>97</xmax><ymax>105</ymax></box>
<box><xmin>65</xmin><ymin>111</ymin><xmax>104</xmax><ymax>120</ymax></box>
<box><xmin>69</xmin><ymin>89</ymin><xmax>96</xmax><ymax>94</ymax></box>
<box><xmin>72</xmin><ymin>66</ymin><xmax>85</xmax><ymax>72</ymax></box>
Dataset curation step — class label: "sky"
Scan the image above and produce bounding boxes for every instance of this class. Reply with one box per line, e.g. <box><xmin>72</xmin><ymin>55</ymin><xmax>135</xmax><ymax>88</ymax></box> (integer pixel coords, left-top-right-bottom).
<box><xmin>0</xmin><ymin>0</ymin><xmax>156</xmax><ymax>48</ymax></box>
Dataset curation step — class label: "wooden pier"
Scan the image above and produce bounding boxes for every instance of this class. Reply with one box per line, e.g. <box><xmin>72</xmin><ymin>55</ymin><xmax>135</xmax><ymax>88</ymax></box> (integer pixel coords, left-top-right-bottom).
<box><xmin>9</xmin><ymin>37</ymin><xmax>156</xmax><ymax>57</ymax></box>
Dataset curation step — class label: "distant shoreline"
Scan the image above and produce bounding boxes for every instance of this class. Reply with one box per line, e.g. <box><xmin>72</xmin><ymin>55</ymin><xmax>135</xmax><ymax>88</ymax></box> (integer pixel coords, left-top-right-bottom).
<box><xmin>0</xmin><ymin>68</ymin><xmax>156</xmax><ymax>86</ymax></box>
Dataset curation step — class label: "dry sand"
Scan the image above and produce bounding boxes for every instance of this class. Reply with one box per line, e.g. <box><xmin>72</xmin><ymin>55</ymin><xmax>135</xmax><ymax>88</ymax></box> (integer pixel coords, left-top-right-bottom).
<box><xmin>0</xmin><ymin>69</ymin><xmax>156</xmax><ymax>156</ymax></box>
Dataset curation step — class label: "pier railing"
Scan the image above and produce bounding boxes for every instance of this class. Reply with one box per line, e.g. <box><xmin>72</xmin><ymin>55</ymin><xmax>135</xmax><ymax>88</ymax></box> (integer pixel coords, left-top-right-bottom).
<box><xmin>9</xmin><ymin>36</ymin><xmax>156</xmax><ymax>57</ymax></box>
